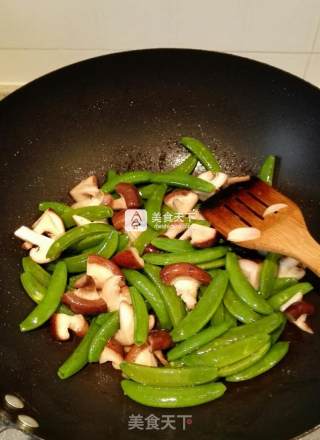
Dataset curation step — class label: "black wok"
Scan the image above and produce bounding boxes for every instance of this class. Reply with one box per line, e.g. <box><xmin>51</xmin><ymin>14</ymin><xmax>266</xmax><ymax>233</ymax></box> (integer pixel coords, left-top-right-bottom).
<box><xmin>0</xmin><ymin>49</ymin><xmax>320</xmax><ymax>440</ymax></box>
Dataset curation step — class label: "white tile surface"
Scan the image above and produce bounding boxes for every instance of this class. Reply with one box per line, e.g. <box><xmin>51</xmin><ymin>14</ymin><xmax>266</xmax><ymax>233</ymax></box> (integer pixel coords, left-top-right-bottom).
<box><xmin>233</xmin><ymin>52</ymin><xmax>309</xmax><ymax>78</ymax></box>
<box><xmin>0</xmin><ymin>0</ymin><xmax>175</xmax><ymax>49</ymax></box>
<box><xmin>305</xmin><ymin>54</ymin><xmax>320</xmax><ymax>88</ymax></box>
<box><xmin>175</xmin><ymin>0</ymin><xmax>320</xmax><ymax>52</ymax></box>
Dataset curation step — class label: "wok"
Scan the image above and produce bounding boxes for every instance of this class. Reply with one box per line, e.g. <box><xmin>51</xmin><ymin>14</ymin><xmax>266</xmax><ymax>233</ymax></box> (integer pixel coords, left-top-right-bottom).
<box><xmin>0</xmin><ymin>49</ymin><xmax>320</xmax><ymax>440</ymax></box>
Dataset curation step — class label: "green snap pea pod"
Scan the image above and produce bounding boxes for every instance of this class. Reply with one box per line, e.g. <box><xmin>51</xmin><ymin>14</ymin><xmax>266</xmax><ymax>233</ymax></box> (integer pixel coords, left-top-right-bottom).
<box><xmin>145</xmin><ymin>184</ymin><xmax>167</xmax><ymax>230</ymax></box>
<box><xmin>121</xmin><ymin>380</ymin><xmax>226</xmax><ymax>408</ymax></box>
<box><xmin>272</xmin><ymin>277</ymin><xmax>298</xmax><ymax>294</ymax></box>
<box><xmin>258</xmin><ymin>155</ymin><xmax>276</xmax><ymax>185</ymax></box>
<box><xmin>71</xmin><ymin>233</ymin><xmax>108</xmax><ymax>252</ymax></box>
<box><xmin>130</xmin><ymin>287</ymin><xmax>149</xmax><ymax>345</ymax></box>
<box><xmin>118</xmin><ymin>233</ymin><xmax>129</xmax><ymax>251</ymax></box>
<box><xmin>226</xmin><ymin>341</ymin><xmax>289</xmax><ymax>382</ymax></box>
<box><xmin>270</xmin><ymin>315</ymin><xmax>287</xmax><ymax>344</ymax></box>
<box><xmin>151</xmin><ymin>237</ymin><xmax>193</xmax><ymax>253</ymax></box>
<box><xmin>38</xmin><ymin>201</ymin><xmax>70</xmax><ymax>217</ymax></box>
<box><xmin>88</xmin><ymin>312</ymin><xmax>119</xmax><ymax>362</ymax></box>
<box><xmin>167</xmin><ymin>322</ymin><xmax>231</xmax><ymax>361</ymax></box>
<box><xmin>180</xmin><ymin>137</ymin><xmax>221</xmax><ymax>172</ymax></box>
<box><xmin>183</xmin><ymin>333</ymin><xmax>270</xmax><ymax>368</ymax></box>
<box><xmin>47</xmin><ymin>223</ymin><xmax>113</xmax><ymax>260</ymax></box>
<box><xmin>224</xmin><ymin>287</ymin><xmax>261</xmax><ymax>324</ymax></box>
<box><xmin>21</xmin><ymin>272</ymin><xmax>72</xmax><ymax>315</ymax></box>
<box><xmin>134</xmin><ymin>227</ymin><xmax>159</xmax><ymax>255</ymax></box>
<box><xmin>101</xmin><ymin>171</ymin><xmax>152</xmax><ymax>193</ymax></box>
<box><xmin>226</xmin><ymin>252</ymin><xmax>273</xmax><ymax>315</ymax></box>
<box><xmin>123</xmin><ymin>269</ymin><xmax>171</xmax><ymax>329</ymax></box>
<box><xmin>61</xmin><ymin>231</ymin><xmax>118</xmax><ymax>273</ymax></box>
<box><xmin>144</xmin><ymin>246</ymin><xmax>228</xmax><ymax>266</ymax></box>
<box><xmin>200</xmin><ymin>312</ymin><xmax>283</xmax><ymax>352</ymax></box>
<box><xmin>58</xmin><ymin>318</ymin><xmax>100</xmax><ymax>379</ymax></box>
<box><xmin>268</xmin><ymin>282</ymin><xmax>313</xmax><ymax>310</ymax></box>
<box><xmin>150</xmin><ymin>171</ymin><xmax>214</xmax><ymax>193</ymax></box>
<box><xmin>105</xmin><ymin>169</ymin><xmax>117</xmax><ymax>182</ymax></box>
<box><xmin>120</xmin><ymin>362</ymin><xmax>218</xmax><ymax>386</ymax></box>
<box><xmin>20</xmin><ymin>261</ymin><xmax>67</xmax><ymax>332</ymax></box>
<box><xmin>95</xmin><ymin>312</ymin><xmax>112</xmax><ymax>326</ymax></box>
<box><xmin>259</xmin><ymin>253</ymin><xmax>280</xmax><ymax>298</ymax></box>
<box><xmin>172</xmin><ymin>154</ymin><xmax>198</xmax><ymax>174</ymax></box>
<box><xmin>139</xmin><ymin>184</ymin><xmax>158</xmax><ymax>199</ymax></box>
<box><xmin>62</xmin><ymin>206</ymin><xmax>113</xmax><ymax>228</ymax></box>
<box><xmin>218</xmin><ymin>341</ymin><xmax>271</xmax><ymax>377</ymax></box>
<box><xmin>22</xmin><ymin>256</ymin><xmax>51</xmax><ymax>287</ymax></box>
<box><xmin>198</xmin><ymin>258</ymin><xmax>226</xmax><ymax>270</ymax></box>
<box><xmin>171</xmin><ymin>270</ymin><xmax>229</xmax><ymax>342</ymax></box>
<box><xmin>143</xmin><ymin>264</ymin><xmax>185</xmax><ymax>327</ymax></box>
<box><xmin>210</xmin><ymin>302</ymin><xmax>226</xmax><ymax>326</ymax></box>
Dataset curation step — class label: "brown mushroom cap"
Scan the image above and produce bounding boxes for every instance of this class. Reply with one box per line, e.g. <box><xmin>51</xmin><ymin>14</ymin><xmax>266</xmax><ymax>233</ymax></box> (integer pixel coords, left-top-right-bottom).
<box><xmin>62</xmin><ymin>292</ymin><xmax>108</xmax><ymax>315</ymax></box>
<box><xmin>164</xmin><ymin>189</ymin><xmax>198</xmax><ymax>214</ymax></box>
<box><xmin>285</xmin><ymin>300</ymin><xmax>315</xmax><ymax>321</ymax></box>
<box><xmin>112</xmin><ymin>247</ymin><xmax>144</xmax><ymax>269</ymax></box>
<box><xmin>148</xmin><ymin>330</ymin><xmax>173</xmax><ymax>351</ymax></box>
<box><xmin>112</xmin><ymin>210</ymin><xmax>126</xmax><ymax>230</ymax></box>
<box><xmin>87</xmin><ymin>255</ymin><xmax>124</xmax><ymax>289</ymax></box>
<box><xmin>125</xmin><ymin>343</ymin><xmax>157</xmax><ymax>367</ymax></box>
<box><xmin>115</xmin><ymin>183</ymin><xmax>142</xmax><ymax>209</ymax></box>
<box><xmin>50</xmin><ymin>313</ymin><xmax>89</xmax><ymax>341</ymax></box>
<box><xmin>160</xmin><ymin>263</ymin><xmax>212</xmax><ymax>285</ymax></box>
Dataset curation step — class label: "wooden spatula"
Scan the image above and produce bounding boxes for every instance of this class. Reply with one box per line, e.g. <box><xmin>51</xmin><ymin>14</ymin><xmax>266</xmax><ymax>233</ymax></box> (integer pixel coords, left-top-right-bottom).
<box><xmin>201</xmin><ymin>177</ymin><xmax>320</xmax><ymax>276</ymax></box>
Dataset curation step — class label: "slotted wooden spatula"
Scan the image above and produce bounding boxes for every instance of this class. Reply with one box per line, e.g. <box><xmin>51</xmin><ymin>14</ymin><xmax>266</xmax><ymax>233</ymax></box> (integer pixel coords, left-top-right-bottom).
<box><xmin>201</xmin><ymin>177</ymin><xmax>320</xmax><ymax>276</ymax></box>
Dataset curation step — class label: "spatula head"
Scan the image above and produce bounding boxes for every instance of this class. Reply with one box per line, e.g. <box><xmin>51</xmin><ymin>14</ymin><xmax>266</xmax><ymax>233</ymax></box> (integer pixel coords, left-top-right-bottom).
<box><xmin>201</xmin><ymin>177</ymin><xmax>304</xmax><ymax>252</ymax></box>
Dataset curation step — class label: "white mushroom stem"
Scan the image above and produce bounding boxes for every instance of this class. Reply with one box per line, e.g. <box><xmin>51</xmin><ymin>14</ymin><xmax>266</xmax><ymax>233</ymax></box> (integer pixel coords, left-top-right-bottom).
<box><xmin>227</xmin><ymin>227</ymin><xmax>261</xmax><ymax>243</ymax></box>
<box><xmin>164</xmin><ymin>190</ymin><xmax>199</xmax><ymax>215</ymax></box>
<box><xmin>14</xmin><ymin>226</ymin><xmax>54</xmax><ymax>264</ymax></box>
<box><xmin>163</xmin><ymin>221</ymin><xmax>188</xmax><ymax>239</ymax></box>
<box><xmin>223</xmin><ymin>175</ymin><xmax>250</xmax><ymax>188</ymax></box>
<box><xmin>70</xmin><ymin>175</ymin><xmax>100</xmax><ymax>202</ymax></box>
<box><xmin>179</xmin><ymin>223</ymin><xmax>216</xmax><ymax>248</ymax></box>
<box><xmin>114</xmin><ymin>301</ymin><xmax>135</xmax><ymax>346</ymax></box>
<box><xmin>188</xmin><ymin>209</ymin><xmax>206</xmax><ymax>221</ymax></box>
<box><xmin>290</xmin><ymin>314</ymin><xmax>314</xmax><ymax>334</ymax></box>
<box><xmin>154</xmin><ymin>350</ymin><xmax>168</xmax><ymax>366</ymax></box>
<box><xmin>111</xmin><ymin>196</ymin><xmax>127</xmax><ymax>210</ymax></box>
<box><xmin>101</xmin><ymin>276</ymin><xmax>131</xmax><ymax>311</ymax></box>
<box><xmin>71</xmin><ymin>196</ymin><xmax>102</xmax><ymax>209</ymax></box>
<box><xmin>238</xmin><ymin>259</ymin><xmax>261</xmax><ymax>290</ymax></box>
<box><xmin>99</xmin><ymin>347</ymin><xmax>124</xmax><ymax>369</ymax></box>
<box><xmin>51</xmin><ymin>313</ymin><xmax>88</xmax><ymax>341</ymax></box>
<box><xmin>278</xmin><ymin>257</ymin><xmax>306</xmax><ymax>280</ymax></box>
<box><xmin>125</xmin><ymin>344</ymin><xmax>158</xmax><ymax>367</ymax></box>
<box><xmin>263</xmin><ymin>203</ymin><xmax>288</xmax><ymax>217</ymax></box>
<box><xmin>171</xmin><ymin>276</ymin><xmax>201</xmax><ymax>310</ymax></box>
<box><xmin>280</xmin><ymin>292</ymin><xmax>303</xmax><ymax>312</ymax></box>
<box><xmin>196</xmin><ymin>171</ymin><xmax>228</xmax><ymax>201</ymax></box>
<box><xmin>148</xmin><ymin>314</ymin><xmax>156</xmax><ymax>331</ymax></box>
<box><xmin>86</xmin><ymin>256</ymin><xmax>123</xmax><ymax>289</ymax></box>
<box><xmin>32</xmin><ymin>209</ymin><xmax>65</xmax><ymax>239</ymax></box>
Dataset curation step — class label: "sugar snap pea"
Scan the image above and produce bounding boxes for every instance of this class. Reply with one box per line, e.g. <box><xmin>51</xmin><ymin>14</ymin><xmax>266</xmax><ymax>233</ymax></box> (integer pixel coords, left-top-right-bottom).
<box><xmin>172</xmin><ymin>154</ymin><xmax>198</xmax><ymax>174</ymax></box>
<box><xmin>20</xmin><ymin>272</ymin><xmax>47</xmax><ymax>303</ymax></box>
<box><xmin>121</xmin><ymin>380</ymin><xmax>226</xmax><ymax>408</ymax></box>
<box><xmin>171</xmin><ymin>270</ymin><xmax>229</xmax><ymax>342</ymax></box>
<box><xmin>88</xmin><ymin>312</ymin><xmax>119</xmax><ymax>362</ymax></box>
<box><xmin>61</xmin><ymin>205</ymin><xmax>113</xmax><ymax>228</ymax></box>
<box><xmin>130</xmin><ymin>287</ymin><xmax>149</xmax><ymax>345</ymax></box>
<box><xmin>120</xmin><ymin>362</ymin><xmax>219</xmax><ymax>386</ymax></box>
<box><xmin>226</xmin><ymin>252</ymin><xmax>273</xmax><ymax>315</ymax></box>
<box><xmin>198</xmin><ymin>258</ymin><xmax>226</xmax><ymax>270</ymax></box>
<box><xmin>145</xmin><ymin>184</ymin><xmax>167</xmax><ymax>230</ymax></box>
<box><xmin>105</xmin><ymin>169</ymin><xmax>117</xmax><ymax>182</ymax></box>
<box><xmin>123</xmin><ymin>269</ymin><xmax>171</xmax><ymax>329</ymax></box>
<box><xmin>150</xmin><ymin>171</ymin><xmax>214</xmax><ymax>193</ymax></box>
<box><xmin>258</xmin><ymin>155</ymin><xmax>276</xmax><ymax>185</ymax></box>
<box><xmin>183</xmin><ymin>333</ymin><xmax>270</xmax><ymax>368</ymax></box>
<box><xmin>210</xmin><ymin>302</ymin><xmax>226</xmax><ymax>326</ymax></box>
<box><xmin>117</xmin><ymin>233</ymin><xmax>129</xmax><ymax>252</ymax></box>
<box><xmin>268</xmin><ymin>282</ymin><xmax>313</xmax><ymax>310</ymax></box>
<box><xmin>224</xmin><ymin>287</ymin><xmax>261</xmax><ymax>324</ymax></box>
<box><xmin>61</xmin><ymin>230</ymin><xmax>118</xmax><ymax>273</ymax></box>
<box><xmin>101</xmin><ymin>171</ymin><xmax>152</xmax><ymax>193</ymax></box>
<box><xmin>22</xmin><ymin>256</ymin><xmax>50</xmax><ymax>287</ymax></box>
<box><xmin>46</xmin><ymin>223</ymin><xmax>113</xmax><ymax>260</ymax></box>
<box><xmin>38</xmin><ymin>201</ymin><xmax>70</xmax><ymax>217</ymax></box>
<box><xmin>134</xmin><ymin>227</ymin><xmax>159</xmax><ymax>255</ymax></box>
<box><xmin>199</xmin><ymin>312</ymin><xmax>283</xmax><ymax>352</ymax></box>
<box><xmin>218</xmin><ymin>341</ymin><xmax>271</xmax><ymax>377</ymax></box>
<box><xmin>270</xmin><ymin>316</ymin><xmax>287</xmax><ymax>344</ymax></box>
<box><xmin>20</xmin><ymin>261</ymin><xmax>67</xmax><ymax>332</ymax></box>
<box><xmin>180</xmin><ymin>137</ymin><xmax>221</xmax><ymax>172</ymax></box>
<box><xmin>143</xmin><ymin>263</ymin><xmax>185</xmax><ymax>327</ymax></box>
<box><xmin>71</xmin><ymin>233</ymin><xmax>108</xmax><ymax>252</ymax></box>
<box><xmin>143</xmin><ymin>246</ymin><xmax>228</xmax><ymax>266</ymax></box>
<box><xmin>151</xmin><ymin>237</ymin><xmax>193</xmax><ymax>253</ymax></box>
<box><xmin>139</xmin><ymin>184</ymin><xmax>158</xmax><ymax>199</ymax></box>
<box><xmin>58</xmin><ymin>318</ymin><xmax>100</xmax><ymax>379</ymax></box>
<box><xmin>272</xmin><ymin>277</ymin><xmax>298</xmax><ymax>294</ymax></box>
<box><xmin>167</xmin><ymin>322</ymin><xmax>231</xmax><ymax>361</ymax></box>
<box><xmin>226</xmin><ymin>341</ymin><xmax>289</xmax><ymax>382</ymax></box>
<box><xmin>259</xmin><ymin>253</ymin><xmax>280</xmax><ymax>298</ymax></box>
